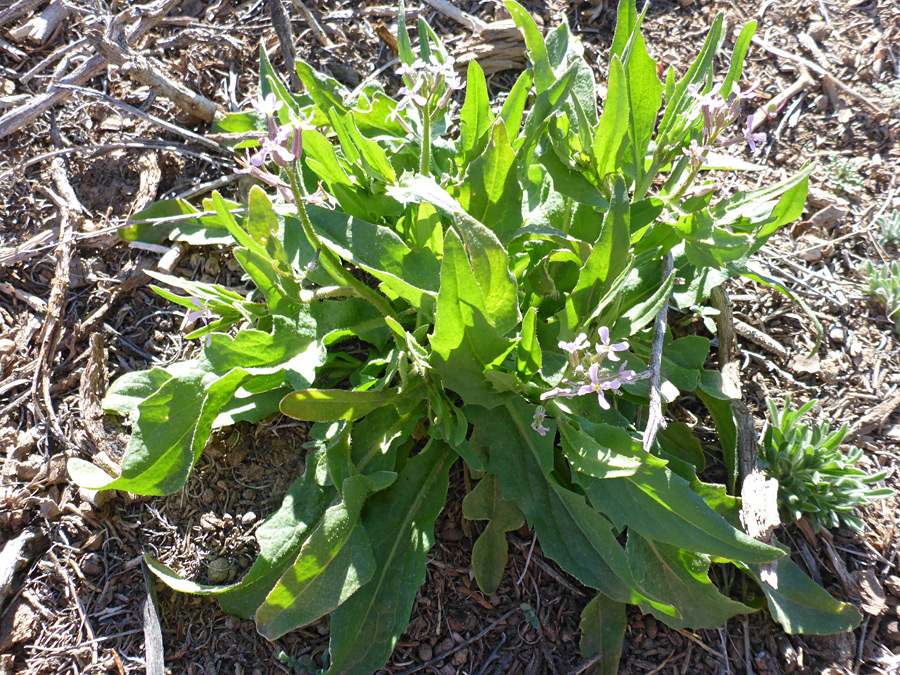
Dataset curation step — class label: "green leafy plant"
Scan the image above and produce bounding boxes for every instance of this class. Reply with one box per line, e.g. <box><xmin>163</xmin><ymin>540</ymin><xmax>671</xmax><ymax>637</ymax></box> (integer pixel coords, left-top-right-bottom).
<box><xmin>759</xmin><ymin>395</ymin><xmax>892</xmax><ymax>532</ymax></box>
<box><xmin>877</xmin><ymin>210</ymin><xmax>900</xmax><ymax>246</ymax></box>
<box><xmin>821</xmin><ymin>156</ymin><xmax>865</xmax><ymax>195</ymax></box>
<box><xmin>874</xmin><ymin>80</ymin><xmax>900</xmax><ymax>107</ymax></box>
<box><xmin>862</xmin><ymin>259</ymin><xmax>900</xmax><ymax>330</ymax></box>
<box><xmin>68</xmin><ymin>1</ymin><xmax>862</xmax><ymax>671</ymax></box>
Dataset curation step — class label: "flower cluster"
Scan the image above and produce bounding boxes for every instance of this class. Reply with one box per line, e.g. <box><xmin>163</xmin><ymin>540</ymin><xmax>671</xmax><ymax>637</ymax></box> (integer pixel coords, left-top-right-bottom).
<box><xmin>388</xmin><ymin>57</ymin><xmax>463</xmax><ymax>133</ymax></box>
<box><xmin>682</xmin><ymin>81</ymin><xmax>767</xmax><ymax>166</ymax></box>
<box><xmin>234</xmin><ymin>93</ymin><xmax>308</xmax><ymax>197</ymax></box>
<box><xmin>538</xmin><ymin>328</ymin><xmax>638</xmax><ymax>416</ymax></box>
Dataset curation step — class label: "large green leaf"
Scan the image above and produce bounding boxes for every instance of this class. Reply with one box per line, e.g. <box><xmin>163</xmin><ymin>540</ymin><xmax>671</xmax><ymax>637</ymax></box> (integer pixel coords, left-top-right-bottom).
<box><xmin>308</xmin><ymin>204</ymin><xmax>439</xmax><ymax>310</ymax></box>
<box><xmin>621</xmin><ymin>4</ymin><xmax>663</xmax><ymax>186</ymax></box>
<box><xmin>563</xmin><ymin>178</ymin><xmax>631</xmax><ymax>333</ymax></box>
<box><xmin>592</xmin><ymin>57</ymin><xmax>629</xmax><ymax>181</ymax></box>
<box><xmin>504</xmin><ymin>1</ymin><xmax>553</xmax><ymax>93</ymax></box>
<box><xmin>388</xmin><ymin>174</ymin><xmax>520</xmax><ymax>333</ymax></box>
<box><xmin>69</xmin><ymin>363</ymin><xmax>251</xmax><ymax>495</ymax></box>
<box><xmin>628</xmin><ymin>533</ymin><xmax>754</xmax><ymax>629</ymax></box>
<box><xmin>328</xmin><ymin>441</ymin><xmax>453</xmax><ymax>674</ymax></box>
<box><xmin>430</xmin><ymin>229</ymin><xmax>515</xmax><ymax>408</ymax></box>
<box><xmin>205</xmin><ymin>312</ymin><xmax>319</xmax><ymax>373</ymax></box>
<box><xmin>454</xmin><ymin>119</ymin><xmax>521</xmax><ymax>243</ymax></box>
<box><xmin>458</xmin><ymin>60</ymin><xmax>495</xmax><ymax>166</ymax></box>
<box><xmin>557</xmin><ymin>416</ymin><xmax>643</xmax><ymax>480</ymax></box>
<box><xmin>256</xmin><ymin>475</ymin><xmax>374</xmax><ymax>639</ymax></box>
<box><xmin>746</xmin><ymin>543</ymin><xmax>862</xmax><ymax>635</ymax></box>
<box><xmin>585</xmin><ymin>464</ymin><xmax>782</xmax><ymax>563</ymax></box>
<box><xmin>469</xmin><ymin>400</ymin><xmax>654</xmax><ymax>606</ymax></box>
<box><xmin>102</xmin><ymin>367</ymin><xmax>173</xmax><ymax>419</ymax></box>
<box><xmin>579</xmin><ymin>593</ymin><xmax>626</xmax><ymax>675</ymax></box>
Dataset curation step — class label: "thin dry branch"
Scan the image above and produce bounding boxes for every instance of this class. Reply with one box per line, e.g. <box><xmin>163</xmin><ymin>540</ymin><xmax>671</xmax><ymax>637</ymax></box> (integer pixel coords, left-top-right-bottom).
<box><xmin>421</xmin><ymin>0</ymin><xmax>487</xmax><ymax>32</ymax></box>
<box><xmin>0</xmin><ymin>0</ymin><xmax>44</xmax><ymax>30</ymax></box>
<box><xmin>0</xmin><ymin>0</ymin><xmax>182</xmax><ymax>139</ymax></box>
<box><xmin>269</xmin><ymin>0</ymin><xmax>302</xmax><ymax>86</ymax></box>
<box><xmin>751</xmin><ymin>35</ymin><xmax>879</xmax><ymax>113</ymax></box>
<box><xmin>642</xmin><ymin>252</ymin><xmax>674</xmax><ymax>452</ymax></box>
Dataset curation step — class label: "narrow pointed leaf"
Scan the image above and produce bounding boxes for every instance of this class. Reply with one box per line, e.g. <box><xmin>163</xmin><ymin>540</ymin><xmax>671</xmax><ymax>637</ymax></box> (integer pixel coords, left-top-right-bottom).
<box><xmin>256</xmin><ymin>475</ymin><xmax>374</xmax><ymax>639</ymax></box>
<box><xmin>586</xmin><ymin>465</ymin><xmax>783</xmax><ymax>563</ymax></box>
<box><xmin>328</xmin><ymin>442</ymin><xmax>453</xmax><ymax>674</ymax></box>
<box><xmin>747</xmin><ymin>543</ymin><xmax>862</xmax><ymax>635</ymax></box>
<box><xmin>628</xmin><ymin>533</ymin><xmax>754</xmax><ymax>629</ymax></box>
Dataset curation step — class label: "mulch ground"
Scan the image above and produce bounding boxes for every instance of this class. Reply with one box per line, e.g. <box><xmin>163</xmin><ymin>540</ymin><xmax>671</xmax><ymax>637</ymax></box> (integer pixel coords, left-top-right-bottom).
<box><xmin>1</xmin><ymin>0</ymin><xmax>899</xmax><ymax>673</ymax></box>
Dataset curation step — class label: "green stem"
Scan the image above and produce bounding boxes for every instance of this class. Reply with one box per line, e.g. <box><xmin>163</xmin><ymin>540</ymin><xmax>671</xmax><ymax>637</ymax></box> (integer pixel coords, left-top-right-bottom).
<box><xmin>288</xmin><ymin>167</ymin><xmax>398</xmax><ymax>321</ymax></box>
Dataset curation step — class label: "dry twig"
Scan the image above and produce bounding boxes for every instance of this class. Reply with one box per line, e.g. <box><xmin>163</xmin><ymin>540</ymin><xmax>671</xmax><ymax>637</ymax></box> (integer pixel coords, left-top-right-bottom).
<box><xmin>0</xmin><ymin>0</ymin><xmax>182</xmax><ymax>139</ymax></box>
<box><xmin>642</xmin><ymin>252</ymin><xmax>673</xmax><ymax>452</ymax></box>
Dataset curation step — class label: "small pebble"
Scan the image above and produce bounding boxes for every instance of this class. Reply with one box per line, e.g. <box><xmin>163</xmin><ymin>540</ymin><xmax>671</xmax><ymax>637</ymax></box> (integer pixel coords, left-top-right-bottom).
<box><xmin>206</xmin><ymin>557</ymin><xmax>231</xmax><ymax>584</ymax></box>
<box><xmin>885</xmin><ymin>576</ymin><xmax>900</xmax><ymax>598</ymax></box>
<box><xmin>435</xmin><ymin>637</ymin><xmax>454</xmax><ymax>655</ymax></box>
<box><xmin>417</xmin><ymin>643</ymin><xmax>433</xmax><ymax>661</ymax></box>
<box><xmin>883</xmin><ymin>619</ymin><xmax>900</xmax><ymax>643</ymax></box>
<box><xmin>451</xmin><ymin>647</ymin><xmax>468</xmax><ymax>667</ymax></box>
<box><xmin>81</xmin><ymin>553</ymin><xmax>103</xmax><ymax>576</ymax></box>
<box><xmin>0</xmin><ymin>338</ymin><xmax>15</xmax><ymax>355</ymax></box>
<box><xmin>807</xmin><ymin>21</ymin><xmax>831</xmax><ymax>41</ymax></box>
<box><xmin>241</xmin><ymin>511</ymin><xmax>257</xmax><ymax>526</ymax></box>
<box><xmin>200</xmin><ymin>489</ymin><xmax>216</xmax><ymax>505</ymax></box>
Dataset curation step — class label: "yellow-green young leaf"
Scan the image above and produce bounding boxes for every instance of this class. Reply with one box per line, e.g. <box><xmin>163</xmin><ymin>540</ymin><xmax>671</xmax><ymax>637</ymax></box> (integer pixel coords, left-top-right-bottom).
<box><xmin>622</xmin><ymin>9</ymin><xmax>663</xmax><ymax>186</ymax></box>
<box><xmin>592</xmin><ymin>56</ymin><xmax>629</xmax><ymax>181</ymax></box>
<box><xmin>459</xmin><ymin>60</ymin><xmax>494</xmax><ymax>166</ymax></box>
<box><xmin>454</xmin><ymin>119</ymin><xmax>521</xmax><ymax>243</ymax></box>
<box><xmin>499</xmin><ymin>70</ymin><xmax>532</xmax><ymax>142</ymax></box>
<box><xmin>396</xmin><ymin>0</ymin><xmax>415</xmax><ymax>71</ymax></box>
<box><xmin>256</xmin><ymin>475</ymin><xmax>374</xmax><ymax>639</ymax></box>
<box><xmin>430</xmin><ymin>229</ymin><xmax>515</xmax><ymax>409</ymax></box>
<box><xmin>556</xmin><ymin>418</ymin><xmax>642</xmax><ymax>480</ymax></box>
<box><xmin>563</xmin><ymin>178</ymin><xmax>631</xmax><ymax>333</ymax></box>
<box><xmin>280</xmin><ymin>388</ymin><xmax>403</xmax><ymax>422</ymax></box>
<box><xmin>211</xmin><ymin>191</ymin><xmax>268</xmax><ymax>260</ymax></box>
<box><xmin>747</xmin><ymin>542</ymin><xmax>861</xmax><ymax>635</ymax></box>
<box><xmin>504</xmin><ymin>1</ymin><xmax>553</xmax><ymax>93</ymax></box>
<box><xmin>348</xmin><ymin>113</ymin><xmax>396</xmax><ymax>183</ymax></box>
<box><xmin>294</xmin><ymin>59</ymin><xmax>349</xmax><ymax>121</ymax></box>
<box><xmin>579</xmin><ymin>593</ymin><xmax>626</xmax><ymax>674</ymax></box>
<box><xmin>245</xmin><ymin>186</ymin><xmax>288</xmax><ymax>264</ymax></box>
<box><xmin>462</xmin><ymin>475</ymin><xmax>524</xmax><ymax>594</ymax></box>
<box><xmin>720</xmin><ymin>21</ymin><xmax>757</xmax><ymax>97</ymax></box>
<box><xmin>656</xmin><ymin>13</ymin><xmax>724</xmax><ymax>144</ymax></box>
<box><xmin>299</xmin><ymin>128</ymin><xmax>354</xmax><ymax>187</ymax></box>
<box><xmin>628</xmin><ymin>533</ymin><xmax>754</xmax><ymax>629</ymax></box>
<box><xmin>516</xmin><ymin>306</ymin><xmax>541</xmax><ymax>379</ymax></box>
<box><xmin>328</xmin><ymin>442</ymin><xmax>453</xmax><ymax>675</ymax></box>
<box><xmin>309</xmin><ymin>204</ymin><xmax>439</xmax><ymax>311</ymax></box>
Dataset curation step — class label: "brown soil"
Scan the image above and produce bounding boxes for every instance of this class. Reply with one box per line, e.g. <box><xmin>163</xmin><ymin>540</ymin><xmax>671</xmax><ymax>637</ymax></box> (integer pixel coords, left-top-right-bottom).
<box><xmin>1</xmin><ymin>0</ymin><xmax>899</xmax><ymax>674</ymax></box>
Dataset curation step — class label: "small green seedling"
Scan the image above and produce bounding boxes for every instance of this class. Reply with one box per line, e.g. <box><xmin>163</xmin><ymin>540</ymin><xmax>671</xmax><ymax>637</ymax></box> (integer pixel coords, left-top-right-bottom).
<box><xmin>759</xmin><ymin>394</ymin><xmax>892</xmax><ymax>532</ymax></box>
